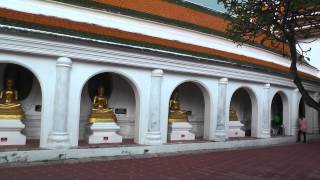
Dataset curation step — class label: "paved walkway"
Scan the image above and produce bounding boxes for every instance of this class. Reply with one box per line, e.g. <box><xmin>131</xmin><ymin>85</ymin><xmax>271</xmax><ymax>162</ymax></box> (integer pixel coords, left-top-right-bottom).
<box><xmin>1</xmin><ymin>142</ymin><xmax>320</xmax><ymax>180</ymax></box>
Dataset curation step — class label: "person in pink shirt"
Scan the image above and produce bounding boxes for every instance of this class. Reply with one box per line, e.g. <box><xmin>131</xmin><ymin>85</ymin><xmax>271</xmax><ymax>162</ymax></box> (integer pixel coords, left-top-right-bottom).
<box><xmin>297</xmin><ymin>117</ymin><xmax>307</xmax><ymax>143</ymax></box>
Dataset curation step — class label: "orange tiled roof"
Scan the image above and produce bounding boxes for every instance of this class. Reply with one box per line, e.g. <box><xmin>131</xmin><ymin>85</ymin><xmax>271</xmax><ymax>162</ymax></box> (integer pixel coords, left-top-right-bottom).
<box><xmin>95</xmin><ymin>0</ymin><xmax>228</xmax><ymax>33</ymax></box>
<box><xmin>0</xmin><ymin>8</ymin><xmax>317</xmax><ymax>80</ymax></box>
<box><xmin>93</xmin><ymin>0</ymin><xmax>290</xmax><ymax>53</ymax></box>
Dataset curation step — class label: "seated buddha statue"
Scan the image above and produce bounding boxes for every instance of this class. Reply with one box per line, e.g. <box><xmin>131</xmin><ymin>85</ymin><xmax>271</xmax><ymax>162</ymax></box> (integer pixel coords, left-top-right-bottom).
<box><xmin>229</xmin><ymin>107</ymin><xmax>238</xmax><ymax>121</ymax></box>
<box><xmin>168</xmin><ymin>92</ymin><xmax>188</xmax><ymax>124</ymax></box>
<box><xmin>88</xmin><ymin>85</ymin><xmax>117</xmax><ymax>123</ymax></box>
<box><xmin>0</xmin><ymin>79</ymin><xmax>25</xmax><ymax>119</ymax></box>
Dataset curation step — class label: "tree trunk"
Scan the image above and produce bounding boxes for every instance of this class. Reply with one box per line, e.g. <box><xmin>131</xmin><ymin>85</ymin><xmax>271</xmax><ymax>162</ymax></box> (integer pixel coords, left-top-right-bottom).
<box><xmin>287</xmin><ymin>37</ymin><xmax>320</xmax><ymax>112</ymax></box>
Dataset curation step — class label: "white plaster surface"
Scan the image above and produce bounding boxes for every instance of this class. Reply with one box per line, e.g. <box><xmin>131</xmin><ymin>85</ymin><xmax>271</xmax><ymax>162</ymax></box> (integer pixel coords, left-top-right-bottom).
<box><xmin>0</xmin><ymin>120</ymin><xmax>26</xmax><ymax>145</ymax></box>
<box><xmin>228</xmin><ymin>121</ymin><xmax>245</xmax><ymax>137</ymax></box>
<box><xmin>169</xmin><ymin>122</ymin><xmax>195</xmax><ymax>141</ymax></box>
<box><xmin>88</xmin><ymin>122</ymin><xmax>122</xmax><ymax>144</ymax></box>
<box><xmin>215</xmin><ymin>78</ymin><xmax>228</xmax><ymax>141</ymax></box>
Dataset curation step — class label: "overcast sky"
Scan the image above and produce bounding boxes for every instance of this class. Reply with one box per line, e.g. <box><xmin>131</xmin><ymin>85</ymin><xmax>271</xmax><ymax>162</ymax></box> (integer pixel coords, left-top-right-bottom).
<box><xmin>300</xmin><ymin>39</ymin><xmax>320</xmax><ymax>76</ymax></box>
<box><xmin>185</xmin><ymin>0</ymin><xmax>226</xmax><ymax>12</ymax></box>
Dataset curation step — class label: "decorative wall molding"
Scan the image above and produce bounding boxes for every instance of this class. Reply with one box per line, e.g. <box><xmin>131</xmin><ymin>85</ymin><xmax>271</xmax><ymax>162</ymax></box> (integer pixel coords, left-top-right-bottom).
<box><xmin>0</xmin><ymin>0</ymin><xmax>317</xmax><ymax>75</ymax></box>
<box><xmin>0</xmin><ymin>33</ymin><xmax>319</xmax><ymax>92</ymax></box>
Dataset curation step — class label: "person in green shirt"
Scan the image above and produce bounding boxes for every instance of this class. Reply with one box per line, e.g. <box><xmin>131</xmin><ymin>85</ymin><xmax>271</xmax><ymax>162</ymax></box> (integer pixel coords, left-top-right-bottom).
<box><xmin>272</xmin><ymin>115</ymin><xmax>282</xmax><ymax>135</ymax></box>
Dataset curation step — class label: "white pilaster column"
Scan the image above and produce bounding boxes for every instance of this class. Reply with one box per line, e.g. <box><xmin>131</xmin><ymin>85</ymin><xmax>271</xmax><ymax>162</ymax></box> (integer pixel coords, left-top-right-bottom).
<box><xmin>260</xmin><ymin>83</ymin><xmax>271</xmax><ymax>138</ymax></box>
<box><xmin>312</xmin><ymin>92</ymin><xmax>319</xmax><ymax>134</ymax></box>
<box><xmin>215</xmin><ymin>78</ymin><xmax>228</xmax><ymax>141</ymax></box>
<box><xmin>291</xmin><ymin>88</ymin><xmax>300</xmax><ymax>136</ymax></box>
<box><xmin>145</xmin><ymin>69</ymin><xmax>163</xmax><ymax>145</ymax></box>
<box><xmin>47</xmin><ymin>57</ymin><xmax>72</xmax><ymax>149</ymax></box>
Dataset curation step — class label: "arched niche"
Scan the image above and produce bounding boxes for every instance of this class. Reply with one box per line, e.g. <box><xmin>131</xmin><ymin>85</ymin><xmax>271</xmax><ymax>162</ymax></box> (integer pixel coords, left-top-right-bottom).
<box><xmin>229</xmin><ymin>87</ymin><xmax>257</xmax><ymax>137</ymax></box>
<box><xmin>270</xmin><ymin>92</ymin><xmax>289</xmax><ymax>136</ymax></box>
<box><xmin>299</xmin><ymin>98</ymin><xmax>306</xmax><ymax>118</ymax></box>
<box><xmin>79</xmin><ymin>72</ymin><xmax>137</xmax><ymax>143</ymax></box>
<box><xmin>168</xmin><ymin>81</ymin><xmax>208</xmax><ymax>139</ymax></box>
<box><xmin>0</xmin><ymin>63</ymin><xmax>42</xmax><ymax>145</ymax></box>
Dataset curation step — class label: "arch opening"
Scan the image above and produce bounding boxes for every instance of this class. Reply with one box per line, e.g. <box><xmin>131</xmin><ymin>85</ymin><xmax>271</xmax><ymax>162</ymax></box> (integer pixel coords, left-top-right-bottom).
<box><xmin>79</xmin><ymin>72</ymin><xmax>137</xmax><ymax>145</ymax></box>
<box><xmin>0</xmin><ymin>63</ymin><xmax>42</xmax><ymax>147</ymax></box>
<box><xmin>167</xmin><ymin>82</ymin><xmax>207</xmax><ymax>141</ymax></box>
<box><xmin>229</xmin><ymin>87</ymin><xmax>256</xmax><ymax>138</ymax></box>
<box><xmin>299</xmin><ymin>98</ymin><xmax>306</xmax><ymax>119</ymax></box>
<box><xmin>271</xmin><ymin>93</ymin><xmax>284</xmax><ymax>136</ymax></box>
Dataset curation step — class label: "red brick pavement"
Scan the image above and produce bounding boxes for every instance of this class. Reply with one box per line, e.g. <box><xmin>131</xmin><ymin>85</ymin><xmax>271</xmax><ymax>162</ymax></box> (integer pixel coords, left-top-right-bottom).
<box><xmin>1</xmin><ymin>142</ymin><xmax>320</xmax><ymax>180</ymax></box>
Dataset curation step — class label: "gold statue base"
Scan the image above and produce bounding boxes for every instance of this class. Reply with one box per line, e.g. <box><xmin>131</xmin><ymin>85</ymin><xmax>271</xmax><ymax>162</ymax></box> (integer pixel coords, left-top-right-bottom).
<box><xmin>168</xmin><ymin>111</ymin><xmax>188</xmax><ymax>124</ymax></box>
<box><xmin>88</xmin><ymin>109</ymin><xmax>117</xmax><ymax>124</ymax></box>
<box><xmin>0</xmin><ymin>107</ymin><xmax>25</xmax><ymax>120</ymax></box>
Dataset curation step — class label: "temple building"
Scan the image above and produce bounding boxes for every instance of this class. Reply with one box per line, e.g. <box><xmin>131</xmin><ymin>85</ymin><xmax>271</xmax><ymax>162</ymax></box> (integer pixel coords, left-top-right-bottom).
<box><xmin>0</xmin><ymin>0</ymin><xmax>319</xmax><ymax>162</ymax></box>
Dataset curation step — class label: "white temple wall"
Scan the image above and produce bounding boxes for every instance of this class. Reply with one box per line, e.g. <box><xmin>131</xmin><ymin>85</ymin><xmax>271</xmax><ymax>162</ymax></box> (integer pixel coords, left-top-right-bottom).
<box><xmin>21</xmin><ymin>78</ymin><xmax>42</xmax><ymax>139</ymax></box>
<box><xmin>79</xmin><ymin>83</ymin><xmax>91</xmax><ymax>141</ymax></box>
<box><xmin>305</xmin><ymin>104</ymin><xmax>315</xmax><ymax>134</ymax></box>
<box><xmin>311</xmin><ymin>93</ymin><xmax>320</xmax><ymax>134</ymax></box>
<box><xmin>0</xmin><ymin>33</ymin><xmax>319</xmax><ymax>149</ymax></box>
<box><xmin>109</xmin><ymin>75</ymin><xmax>136</xmax><ymax>138</ymax></box>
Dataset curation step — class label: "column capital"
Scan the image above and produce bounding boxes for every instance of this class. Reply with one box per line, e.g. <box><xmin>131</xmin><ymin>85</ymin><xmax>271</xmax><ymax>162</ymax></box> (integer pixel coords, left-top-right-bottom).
<box><xmin>151</xmin><ymin>69</ymin><xmax>164</xmax><ymax>77</ymax></box>
<box><xmin>57</xmin><ymin>57</ymin><xmax>72</xmax><ymax>68</ymax></box>
<box><xmin>219</xmin><ymin>78</ymin><xmax>228</xmax><ymax>84</ymax></box>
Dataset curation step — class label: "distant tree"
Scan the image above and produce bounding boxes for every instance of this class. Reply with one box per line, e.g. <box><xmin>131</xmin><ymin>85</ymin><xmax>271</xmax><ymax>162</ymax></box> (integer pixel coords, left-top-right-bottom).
<box><xmin>218</xmin><ymin>0</ymin><xmax>320</xmax><ymax>111</ymax></box>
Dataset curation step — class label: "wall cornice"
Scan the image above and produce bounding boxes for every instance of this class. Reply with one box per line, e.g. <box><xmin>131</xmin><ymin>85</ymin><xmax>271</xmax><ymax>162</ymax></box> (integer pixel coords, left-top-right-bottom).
<box><xmin>0</xmin><ymin>33</ymin><xmax>318</xmax><ymax>92</ymax></box>
<box><xmin>0</xmin><ymin>0</ymin><xmax>317</xmax><ymax>76</ymax></box>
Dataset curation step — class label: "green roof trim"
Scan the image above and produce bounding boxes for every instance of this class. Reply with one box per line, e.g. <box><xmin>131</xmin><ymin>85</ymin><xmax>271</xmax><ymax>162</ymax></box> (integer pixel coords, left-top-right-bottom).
<box><xmin>51</xmin><ymin>0</ymin><xmax>286</xmax><ymax>56</ymax></box>
<box><xmin>1</xmin><ymin>17</ymin><xmax>317</xmax><ymax>84</ymax></box>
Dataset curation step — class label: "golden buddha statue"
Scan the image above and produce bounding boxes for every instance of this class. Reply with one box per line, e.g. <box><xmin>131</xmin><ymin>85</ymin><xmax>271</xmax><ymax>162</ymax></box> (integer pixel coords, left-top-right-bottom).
<box><xmin>229</xmin><ymin>107</ymin><xmax>238</xmax><ymax>121</ymax></box>
<box><xmin>168</xmin><ymin>91</ymin><xmax>188</xmax><ymax>124</ymax></box>
<box><xmin>88</xmin><ymin>85</ymin><xmax>117</xmax><ymax>123</ymax></box>
<box><xmin>0</xmin><ymin>79</ymin><xmax>25</xmax><ymax>119</ymax></box>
